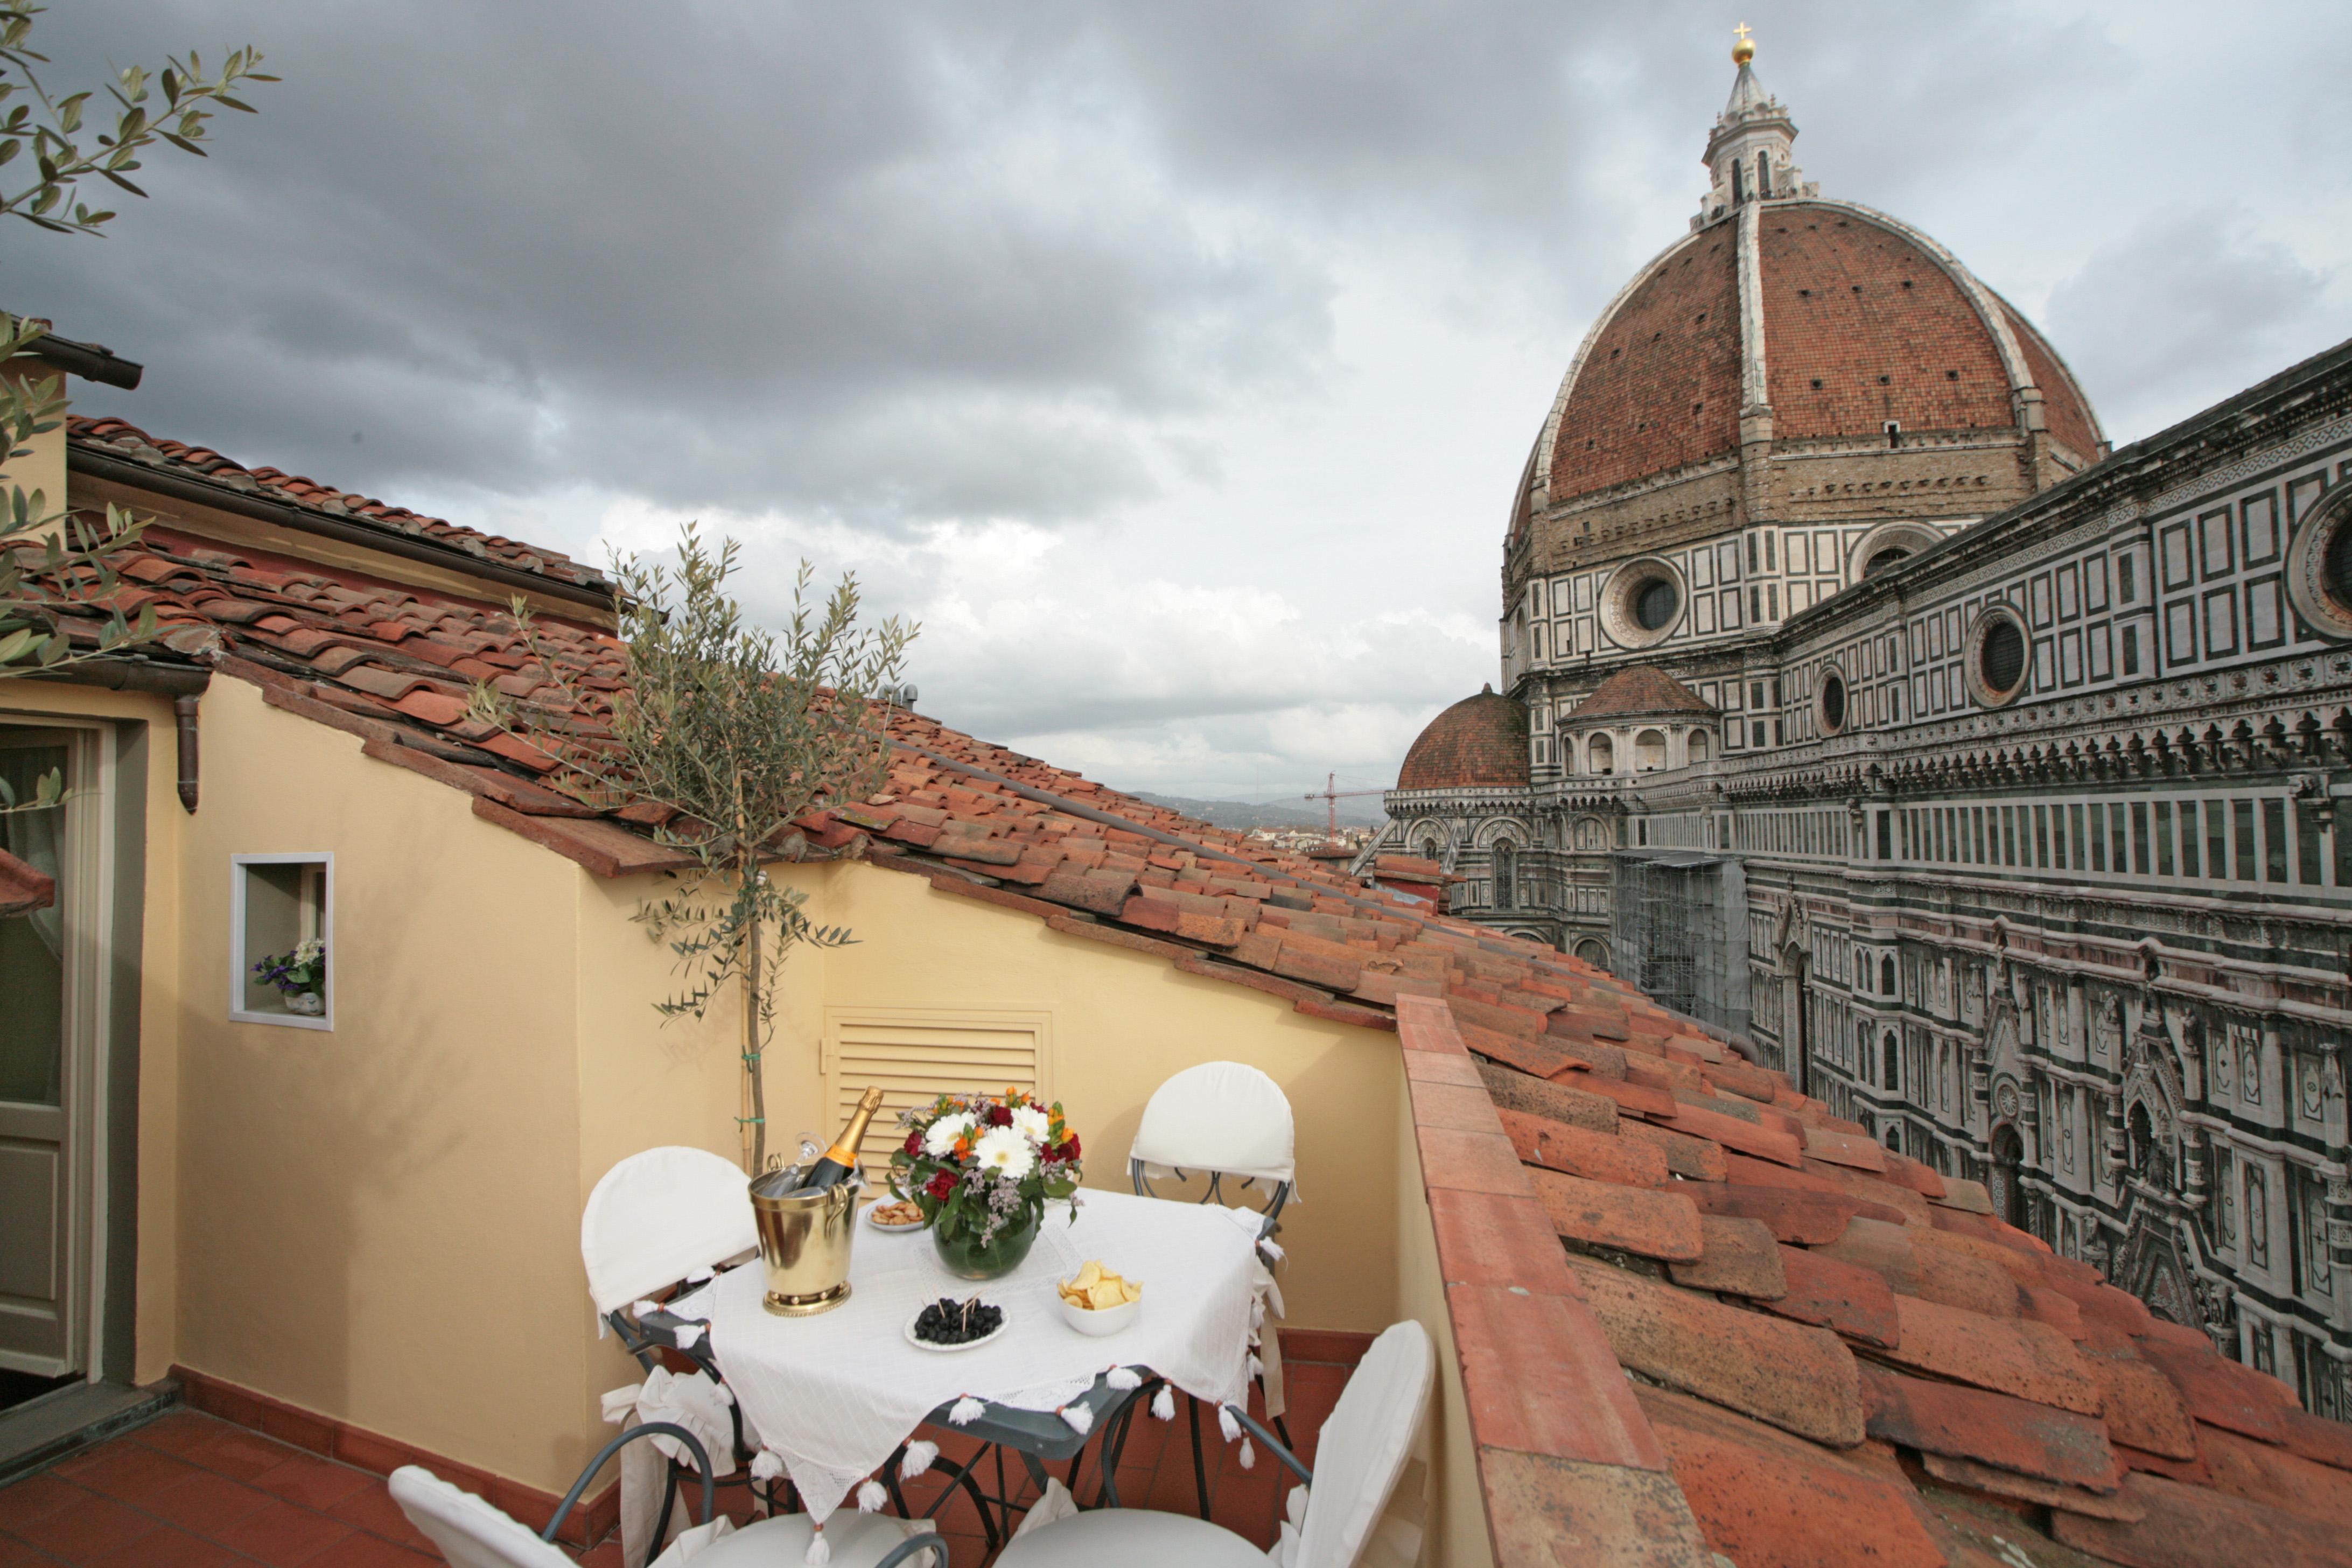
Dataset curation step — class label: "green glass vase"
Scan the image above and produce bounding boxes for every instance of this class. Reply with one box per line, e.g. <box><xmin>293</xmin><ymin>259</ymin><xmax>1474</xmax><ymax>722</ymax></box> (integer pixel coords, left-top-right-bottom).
<box><xmin>931</xmin><ymin>1205</ymin><xmax>1041</xmax><ymax>1280</ymax></box>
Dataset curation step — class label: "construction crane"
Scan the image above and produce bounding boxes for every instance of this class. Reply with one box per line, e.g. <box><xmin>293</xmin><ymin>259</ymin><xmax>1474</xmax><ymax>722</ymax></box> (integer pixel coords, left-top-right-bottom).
<box><xmin>1303</xmin><ymin>772</ymin><xmax>1391</xmax><ymax>838</ymax></box>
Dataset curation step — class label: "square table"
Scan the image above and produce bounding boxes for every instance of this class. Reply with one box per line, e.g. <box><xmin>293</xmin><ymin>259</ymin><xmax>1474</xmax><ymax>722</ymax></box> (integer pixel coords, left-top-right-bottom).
<box><xmin>691</xmin><ymin>1188</ymin><xmax>1270</xmax><ymax>1535</ymax></box>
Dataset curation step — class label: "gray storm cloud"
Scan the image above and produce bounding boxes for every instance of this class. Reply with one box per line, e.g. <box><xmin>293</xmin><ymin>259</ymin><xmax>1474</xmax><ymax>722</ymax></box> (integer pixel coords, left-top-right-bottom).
<box><xmin>9</xmin><ymin>1</ymin><xmax>2348</xmax><ymax>796</ymax></box>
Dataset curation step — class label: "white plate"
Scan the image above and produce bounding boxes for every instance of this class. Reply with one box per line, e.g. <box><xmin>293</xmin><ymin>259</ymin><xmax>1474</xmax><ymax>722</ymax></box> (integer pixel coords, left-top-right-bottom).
<box><xmin>864</xmin><ymin>1203</ymin><xmax>928</xmax><ymax>1234</ymax></box>
<box><xmin>905</xmin><ymin>1303</ymin><xmax>1009</xmax><ymax>1353</ymax></box>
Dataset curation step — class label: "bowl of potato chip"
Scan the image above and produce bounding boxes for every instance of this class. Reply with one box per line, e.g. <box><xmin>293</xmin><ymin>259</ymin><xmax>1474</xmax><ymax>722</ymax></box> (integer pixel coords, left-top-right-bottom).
<box><xmin>1055</xmin><ymin>1260</ymin><xmax>1141</xmax><ymax>1336</ymax></box>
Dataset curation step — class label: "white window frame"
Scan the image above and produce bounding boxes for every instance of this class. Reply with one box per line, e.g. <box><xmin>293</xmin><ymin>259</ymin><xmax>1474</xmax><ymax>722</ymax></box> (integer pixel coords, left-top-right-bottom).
<box><xmin>229</xmin><ymin>852</ymin><xmax>335</xmax><ymax>1031</ymax></box>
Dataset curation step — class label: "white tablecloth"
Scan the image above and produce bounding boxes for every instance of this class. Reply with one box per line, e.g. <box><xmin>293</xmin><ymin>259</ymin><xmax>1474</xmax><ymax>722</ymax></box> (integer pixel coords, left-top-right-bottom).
<box><xmin>702</xmin><ymin>1189</ymin><xmax>1266</xmax><ymax>1525</ymax></box>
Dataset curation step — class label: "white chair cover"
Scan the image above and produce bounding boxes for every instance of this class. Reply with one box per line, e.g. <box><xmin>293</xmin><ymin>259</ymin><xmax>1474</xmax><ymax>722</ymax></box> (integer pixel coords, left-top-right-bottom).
<box><xmin>1127</xmin><ymin>1062</ymin><xmax>1297</xmax><ymax>1188</ymax></box>
<box><xmin>1293</xmin><ymin>1320</ymin><xmax>1433</xmax><ymax>1568</ymax></box>
<box><xmin>390</xmin><ymin>1465</ymin><xmax>742</xmax><ymax>1568</ymax></box>
<box><xmin>583</xmin><ymin>1146</ymin><xmax>760</xmax><ymax>1317</ymax></box>
<box><xmin>389</xmin><ymin>1465</ymin><xmax>576</xmax><ymax>1568</ymax></box>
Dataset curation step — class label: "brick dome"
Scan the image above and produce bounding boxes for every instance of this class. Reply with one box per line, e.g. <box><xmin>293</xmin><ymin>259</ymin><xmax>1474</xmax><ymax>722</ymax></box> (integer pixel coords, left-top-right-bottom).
<box><xmin>1398</xmin><ymin>686</ymin><xmax>1529</xmax><ymax>790</ymax></box>
<box><xmin>1529</xmin><ymin>200</ymin><xmax>2104</xmax><ymax>515</ymax></box>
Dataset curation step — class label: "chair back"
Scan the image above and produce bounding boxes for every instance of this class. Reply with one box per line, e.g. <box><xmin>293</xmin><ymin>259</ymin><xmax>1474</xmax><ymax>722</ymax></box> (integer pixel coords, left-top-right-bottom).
<box><xmin>1294</xmin><ymin>1320</ymin><xmax>1434</xmax><ymax>1568</ymax></box>
<box><xmin>389</xmin><ymin>1465</ymin><xmax>572</xmax><ymax>1568</ymax></box>
<box><xmin>582</xmin><ymin>1145</ymin><xmax>759</xmax><ymax>1317</ymax></box>
<box><xmin>1127</xmin><ymin>1061</ymin><xmax>1296</xmax><ymax>1187</ymax></box>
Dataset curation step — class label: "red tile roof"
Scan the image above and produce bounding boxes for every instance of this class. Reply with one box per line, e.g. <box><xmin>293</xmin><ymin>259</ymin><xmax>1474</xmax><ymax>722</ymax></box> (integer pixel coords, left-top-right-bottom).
<box><xmin>1396</xmin><ymin>686</ymin><xmax>1529</xmax><ymax>790</ymax></box>
<box><xmin>19</xmin><ymin>508</ymin><xmax>1655</xmax><ymax>1048</ymax></box>
<box><xmin>67</xmin><ymin>418</ymin><xmax>610</xmax><ymax>591</ymax></box>
<box><xmin>1566</xmin><ymin>664</ymin><xmax>1714</xmax><ymax>720</ymax></box>
<box><xmin>1397</xmin><ymin>992</ymin><xmax>2352</xmax><ymax>1566</ymax></box>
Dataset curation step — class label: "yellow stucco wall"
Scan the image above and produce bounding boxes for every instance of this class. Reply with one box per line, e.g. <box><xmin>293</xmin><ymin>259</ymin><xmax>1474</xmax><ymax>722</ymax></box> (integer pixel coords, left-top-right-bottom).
<box><xmin>14</xmin><ymin>662</ymin><xmax>1409</xmax><ymax>1497</ymax></box>
<box><xmin>167</xmin><ymin>677</ymin><xmax>595</xmax><ymax>1488</ymax></box>
<box><xmin>0</xmin><ymin>364</ymin><xmax>67</xmax><ymax>532</ymax></box>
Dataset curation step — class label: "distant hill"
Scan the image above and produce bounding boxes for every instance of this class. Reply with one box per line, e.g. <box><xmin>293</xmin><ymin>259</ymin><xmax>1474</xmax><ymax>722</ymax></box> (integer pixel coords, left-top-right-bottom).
<box><xmin>1132</xmin><ymin>791</ymin><xmax>1389</xmax><ymax>831</ymax></box>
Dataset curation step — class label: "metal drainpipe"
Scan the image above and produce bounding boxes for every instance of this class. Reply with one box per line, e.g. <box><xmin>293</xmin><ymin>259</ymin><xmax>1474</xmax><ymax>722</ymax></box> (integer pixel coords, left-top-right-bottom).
<box><xmin>173</xmin><ymin>694</ymin><xmax>200</xmax><ymax>812</ymax></box>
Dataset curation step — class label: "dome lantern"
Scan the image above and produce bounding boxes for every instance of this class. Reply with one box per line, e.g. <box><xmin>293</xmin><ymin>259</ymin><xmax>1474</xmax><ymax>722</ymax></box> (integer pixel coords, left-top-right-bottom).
<box><xmin>1700</xmin><ymin>27</ymin><xmax>1813</xmax><ymax>223</ymax></box>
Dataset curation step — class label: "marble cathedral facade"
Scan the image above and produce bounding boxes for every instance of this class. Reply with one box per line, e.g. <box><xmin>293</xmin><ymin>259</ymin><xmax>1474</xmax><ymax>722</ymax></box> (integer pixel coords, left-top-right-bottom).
<box><xmin>1364</xmin><ymin>42</ymin><xmax>2352</xmax><ymax>1415</ymax></box>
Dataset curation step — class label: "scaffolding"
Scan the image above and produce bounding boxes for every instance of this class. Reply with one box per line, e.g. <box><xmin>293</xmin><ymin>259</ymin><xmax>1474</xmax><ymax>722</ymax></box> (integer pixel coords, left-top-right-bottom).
<box><xmin>1608</xmin><ymin>850</ymin><xmax>1750</xmax><ymax>1039</ymax></box>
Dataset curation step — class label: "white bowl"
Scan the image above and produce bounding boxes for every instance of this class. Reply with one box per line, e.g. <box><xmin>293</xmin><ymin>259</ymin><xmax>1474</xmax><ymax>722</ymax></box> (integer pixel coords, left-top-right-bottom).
<box><xmin>1056</xmin><ymin>1292</ymin><xmax>1139</xmax><ymax>1337</ymax></box>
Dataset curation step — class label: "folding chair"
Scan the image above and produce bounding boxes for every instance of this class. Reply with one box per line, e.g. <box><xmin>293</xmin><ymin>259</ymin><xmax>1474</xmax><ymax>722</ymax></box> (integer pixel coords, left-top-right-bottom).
<box><xmin>1125</xmin><ymin>1061</ymin><xmax>1297</xmax><ymax>1515</ymax></box>
<box><xmin>990</xmin><ymin>1320</ymin><xmax>1433</xmax><ymax>1568</ymax></box>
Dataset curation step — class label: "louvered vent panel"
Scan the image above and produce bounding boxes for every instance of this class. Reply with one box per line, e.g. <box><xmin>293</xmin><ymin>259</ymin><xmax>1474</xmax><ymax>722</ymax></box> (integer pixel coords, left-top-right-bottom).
<box><xmin>821</xmin><ymin>1016</ymin><xmax>1048</xmax><ymax>1186</ymax></box>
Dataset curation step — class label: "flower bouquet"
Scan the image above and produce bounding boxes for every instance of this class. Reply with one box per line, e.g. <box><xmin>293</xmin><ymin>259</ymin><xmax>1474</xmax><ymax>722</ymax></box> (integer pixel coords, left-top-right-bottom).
<box><xmin>888</xmin><ymin>1089</ymin><xmax>1081</xmax><ymax>1279</ymax></box>
<box><xmin>252</xmin><ymin>937</ymin><xmax>327</xmax><ymax>1016</ymax></box>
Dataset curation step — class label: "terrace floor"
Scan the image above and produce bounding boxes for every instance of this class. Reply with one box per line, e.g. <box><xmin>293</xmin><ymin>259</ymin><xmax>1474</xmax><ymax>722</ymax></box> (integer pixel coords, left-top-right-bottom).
<box><xmin>0</xmin><ymin>1347</ymin><xmax>1351</xmax><ymax>1567</ymax></box>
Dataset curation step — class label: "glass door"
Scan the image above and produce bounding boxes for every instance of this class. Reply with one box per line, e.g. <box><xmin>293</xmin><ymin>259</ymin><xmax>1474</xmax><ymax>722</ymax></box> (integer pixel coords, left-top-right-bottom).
<box><xmin>0</xmin><ymin>726</ymin><xmax>82</xmax><ymax>1379</ymax></box>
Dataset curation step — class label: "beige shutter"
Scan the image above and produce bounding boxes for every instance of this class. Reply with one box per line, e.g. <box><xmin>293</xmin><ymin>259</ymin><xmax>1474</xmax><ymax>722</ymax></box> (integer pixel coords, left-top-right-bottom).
<box><xmin>819</xmin><ymin>1010</ymin><xmax>1052</xmax><ymax>1187</ymax></box>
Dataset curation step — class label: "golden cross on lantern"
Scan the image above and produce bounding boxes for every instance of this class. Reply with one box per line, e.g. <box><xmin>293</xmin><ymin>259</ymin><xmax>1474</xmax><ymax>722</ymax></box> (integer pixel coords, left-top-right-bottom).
<box><xmin>1733</xmin><ymin>23</ymin><xmax>1752</xmax><ymax>44</ymax></box>
<box><xmin>1732</xmin><ymin>22</ymin><xmax>1756</xmax><ymax>64</ymax></box>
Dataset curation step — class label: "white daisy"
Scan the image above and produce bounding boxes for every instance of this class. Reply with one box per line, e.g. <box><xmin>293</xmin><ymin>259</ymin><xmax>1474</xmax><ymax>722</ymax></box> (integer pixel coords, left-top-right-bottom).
<box><xmin>923</xmin><ymin>1112</ymin><xmax>976</xmax><ymax>1158</ymax></box>
<box><xmin>974</xmin><ymin>1126</ymin><xmax>1037</xmax><ymax>1181</ymax></box>
<box><xmin>1010</xmin><ymin>1105</ymin><xmax>1052</xmax><ymax>1145</ymax></box>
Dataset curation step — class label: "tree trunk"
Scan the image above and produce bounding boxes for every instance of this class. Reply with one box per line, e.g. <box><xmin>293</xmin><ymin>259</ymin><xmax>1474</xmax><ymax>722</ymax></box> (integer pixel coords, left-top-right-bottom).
<box><xmin>743</xmin><ymin>861</ymin><xmax>766</xmax><ymax>1173</ymax></box>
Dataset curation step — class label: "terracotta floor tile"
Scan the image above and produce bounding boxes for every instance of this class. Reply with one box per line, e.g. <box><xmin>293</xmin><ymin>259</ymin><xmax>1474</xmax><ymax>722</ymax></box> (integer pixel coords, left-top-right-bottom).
<box><xmin>139</xmin><ymin>1469</ymin><xmax>278</xmax><ymax>1536</ymax></box>
<box><xmin>324</xmin><ymin>1484</ymin><xmax>433</xmax><ymax>1552</ymax></box>
<box><xmin>50</xmin><ymin>1444</ymin><xmax>204</xmax><ymax>1503</ymax></box>
<box><xmin>303</xmin><ymin>1532</ymin><xmax>440</xmax><ymax>1567</ymax></box>
<box><xmin>0</xmin><ymin>1537</ymin><xmax>63</xmax><ymax>1567</ymax></box>
<box><xmin>128</xmin><ymin>1413</ymin><xmax>235</xmax><ymax>1460</ymax></box>
<box><xmin>85</xmin><ymin>1527</ymin><xmax>240</xmax><ymax>1567</ymax></box>
<box><xmin>213</xmin><ymin>1496</ymin><xmax>355</xmax><ymax>1566</ymax></box>
<box><xmin>181</xmin><ymin>1427</ymin><xmax>306</xmax><ymax>1485</ymax></box>
<box><xmin>0</xmin><ymin>1475</ymin><xmax>88</xmax><ymax>1532</ymax></box>
<box><xmin>252</xmin><ymin>1453</ymin><xmax>373</xmax><ymax>1513</ymax></box>
<box><xmin>9</xmin><ymin>1491</ymin><xmax>162</xmax><ymax>1564</ymax></box>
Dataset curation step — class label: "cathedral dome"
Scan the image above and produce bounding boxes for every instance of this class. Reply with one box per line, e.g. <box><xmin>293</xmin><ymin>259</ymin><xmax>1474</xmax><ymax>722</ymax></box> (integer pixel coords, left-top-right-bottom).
<box><xmin>1398</xmin><ymin>685</ymin><xmax>1529</xmax><ymax>790</ymax></box>
<box><xmin>1510</xmin><ymin>41</ymin><xmax>2104</xmax><ymax>549</ymax></box>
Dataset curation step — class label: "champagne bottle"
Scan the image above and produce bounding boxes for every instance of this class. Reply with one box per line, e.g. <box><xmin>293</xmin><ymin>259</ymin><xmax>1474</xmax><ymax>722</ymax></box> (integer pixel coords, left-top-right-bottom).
<box><xmin>800</xmin><ymin>1086</ymin><xmax>886</xmax><ymax>1190</ymax></box>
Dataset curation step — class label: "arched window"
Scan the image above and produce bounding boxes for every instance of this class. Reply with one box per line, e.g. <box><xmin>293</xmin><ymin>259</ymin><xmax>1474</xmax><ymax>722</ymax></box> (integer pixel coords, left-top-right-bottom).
<box><xmin>1688</xmin><ymin>729</ymin><xmax>1709</xmax><ymax>764</ymax></box>
<box><xmin>1884</xmin><ymin>1125</ymin><xmax>1901</xmax><ymax>1151</ymax></box>
<box><xmin>1588</xmin><ymin>733</ymin><xmax>1615</xmax><ymax>775</ymax></box>
<box><xmin>1854</xmin><ymin>953</ymin><xmax>1868</xmax><ymax>989</ymax></box>
<box><xmin>1882</xmin><ymin>1031</ymin><xmax>1900</xmax><ymax>1091</ymax></box>
<box><xmin>1731</xmin><ymin>157</ymin><xmax>1746</xmax><ymax>203</ymax></box>
<box><xmin>1880</xmin><ymin>956</ymin><xmax>1896</xmax><ymax>996</ymax></box>
<box><xmin>1635</xmin><ymin>730</ymin><xmax>1667</xmax><ymax>771</ymax></box>
<box><xmin>1493</xmin><ymin>842</ymin><xmax>1517</xmax><ymax>911</ymax></box>
<box><xmin>1756</xmin><ymin>152</ymin><xmax>1772</xmax><ymax>199</ymax></box>
<box><xmin>1574</xmin><ymin>938</ymin><xmax>1609</xmax><ymax>968</ymax></box>
<box><xmin>1419</xmin><ymin>836</ymin><xmax>1440</xmax><ymax>862</ymax></box>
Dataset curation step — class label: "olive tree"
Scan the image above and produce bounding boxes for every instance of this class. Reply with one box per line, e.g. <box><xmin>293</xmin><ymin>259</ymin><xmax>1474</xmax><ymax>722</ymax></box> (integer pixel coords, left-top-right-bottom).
<box><xmin>0</xmin><ymin>1</ymin><xmax>273</xmax><ymax>811</ymax></box>
<box><xmin>471</xmin><ymin>528</ymin><xmax>917</xmax><ymax>1172</ymax></box>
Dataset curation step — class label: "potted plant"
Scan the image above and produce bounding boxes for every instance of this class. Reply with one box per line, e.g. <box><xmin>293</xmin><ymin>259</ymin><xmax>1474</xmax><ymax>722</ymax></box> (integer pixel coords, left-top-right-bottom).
<box><xmin>251</xmin><ymin>937</ymin><xmax>326</xmax><ymax>1015</ymax></box>
<box><xmin>888</xmin><ymin>1090</ymin><xmax>1081</xmax><ymax>1279</ymax></box>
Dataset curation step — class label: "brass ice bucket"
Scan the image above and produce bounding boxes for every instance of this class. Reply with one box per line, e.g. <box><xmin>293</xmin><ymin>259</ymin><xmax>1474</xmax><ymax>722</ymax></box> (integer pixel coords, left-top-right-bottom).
<box><xmin>748</xmin><ymin>1166</ymin><xmax>862</xmax><ymax>1317</ymax></box>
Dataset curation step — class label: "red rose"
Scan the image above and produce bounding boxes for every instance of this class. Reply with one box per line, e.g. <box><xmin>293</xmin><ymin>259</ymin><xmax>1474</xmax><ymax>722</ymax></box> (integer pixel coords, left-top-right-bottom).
<box><xmin>904</xmin><ymin>1130</ymin><xmax>923</xmax><ymax>1156</ymax></box>
<box><xmin>1054</xmin><ymin>1135</ymin><xmax>1081</xmax><ymax>1161</ymax></box>
<box><xmin>985</xmin><ymin>1105</ymin><xmax>1014</xmax><ymax>1128</ymax></box>
<box><xmin>925</xmin><ymin>1171</ymin><xmax>956</xmax><ymax>1200</ymax></box>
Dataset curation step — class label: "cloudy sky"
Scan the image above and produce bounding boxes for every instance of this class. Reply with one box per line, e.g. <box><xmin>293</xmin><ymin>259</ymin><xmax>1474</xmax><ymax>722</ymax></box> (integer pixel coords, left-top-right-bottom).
<box><xmin>15</xmin><ymin>2</ymin><xmax>2350</xmax><ymax>799</ymax></box>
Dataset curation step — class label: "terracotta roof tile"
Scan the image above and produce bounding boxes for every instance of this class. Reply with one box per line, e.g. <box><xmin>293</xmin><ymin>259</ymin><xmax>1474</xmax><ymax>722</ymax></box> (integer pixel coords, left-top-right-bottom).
<box><xmin>1567</xmin><ymin>1253</ymin><xmax>1866</xmax><ymax>1447</ymax></box>
<box><xmin>1877</xmin><ymin>1294</ymin><xmax>2104</xmax><ymax>1415</ymax></box>
<box><xmin>2048</xmin><ymin>1472</ymin><xmax>2352</xmax><ymax>1568</ymax></box>
<box><xmin>1532</xmin><ymin>1168</ymin><xmax>1704</xmax><ymax>1262</ymax></box>
<box><xmin>1667</xmin><ymin>1214</ymin><xmax>1787</xmax><ymax>1300</ymax></box>
<box><xmin>1859</xmin><ymin>1364</ymin><xmax>2119</xmax><ymax>1492</ymax></box>
<box><xmin>1762</xmin><ymin>1242</ymin><xmax>1901</xmax><ymax>1348</ymax></box>
<box><xmin>1644</xmin><ymin>1392</ymin><xmax>1948</xmax><ymax>1568</ymax></box>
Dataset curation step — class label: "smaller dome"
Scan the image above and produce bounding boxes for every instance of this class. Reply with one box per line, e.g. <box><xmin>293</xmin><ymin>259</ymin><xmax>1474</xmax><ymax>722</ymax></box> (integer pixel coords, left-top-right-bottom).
<box><xmin>1398</xmin><ymin>685</ymin><xmax>1529</xmax><ymax>790</ymax></box>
